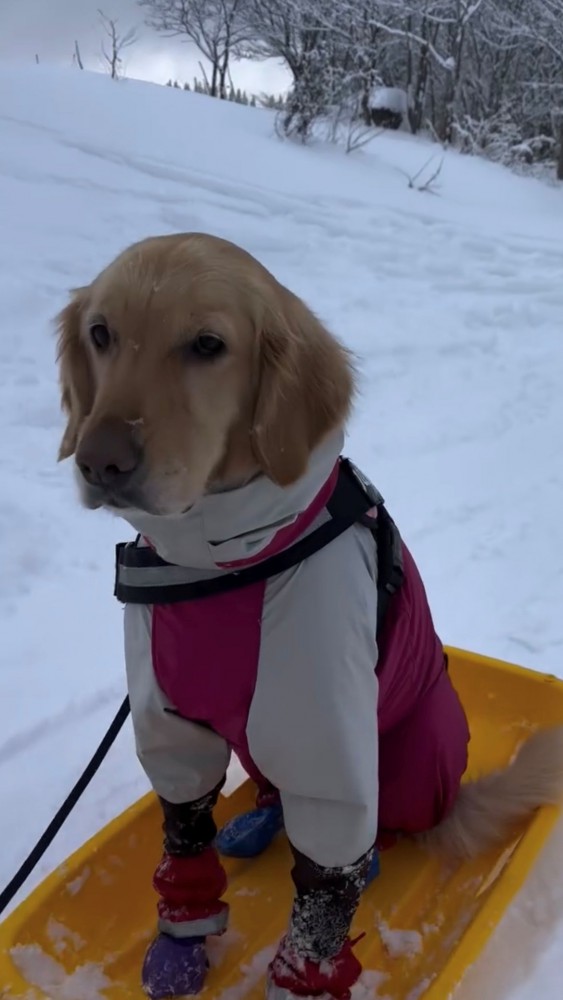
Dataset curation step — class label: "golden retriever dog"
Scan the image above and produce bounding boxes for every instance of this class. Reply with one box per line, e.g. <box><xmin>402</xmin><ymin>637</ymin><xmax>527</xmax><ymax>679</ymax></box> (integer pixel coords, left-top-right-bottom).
<box><xmin>54</xmin><ymin>233</ymin><xmax>563</xmax><ymax>1000</ymax></box>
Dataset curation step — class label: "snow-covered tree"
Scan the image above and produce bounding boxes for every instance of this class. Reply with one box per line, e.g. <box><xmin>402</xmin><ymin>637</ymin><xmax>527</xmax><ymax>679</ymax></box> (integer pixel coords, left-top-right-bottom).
<box><xmin>143</xmin><ymin>0</ymin><xmax>563</xmax><ymax>173</ymax></box>
<box><xmin>138</xmin><ymin>0</ymin><xmax>251</xmax><ymax>98</ymax></box>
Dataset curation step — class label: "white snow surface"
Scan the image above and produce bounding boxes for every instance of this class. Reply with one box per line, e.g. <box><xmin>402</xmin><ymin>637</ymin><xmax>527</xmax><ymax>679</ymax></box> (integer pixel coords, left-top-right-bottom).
<box><xmin>1</xmin><ymin>64</ymin><xmax>563</xmax><ymax>999</ymax></box>
<box><xmin>10</xmin><ymin>944</ymin><xmax>111</xmax><ymax>1000</ymax></box>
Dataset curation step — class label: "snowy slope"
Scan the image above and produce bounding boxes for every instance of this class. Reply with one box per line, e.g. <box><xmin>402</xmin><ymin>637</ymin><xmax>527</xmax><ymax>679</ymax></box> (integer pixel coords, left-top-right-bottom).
<box><xmin>1</xmin><ymin>64</ymin><xmax>563</xmax><ymax>999</ymax></box>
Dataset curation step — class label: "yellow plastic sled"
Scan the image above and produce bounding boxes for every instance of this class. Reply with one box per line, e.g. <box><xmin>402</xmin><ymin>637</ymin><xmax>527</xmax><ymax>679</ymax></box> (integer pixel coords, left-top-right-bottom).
<box><xmin>2</xmin><ymin>647</ymin><xmax>563</xmax><ymax>1000</ymax></box>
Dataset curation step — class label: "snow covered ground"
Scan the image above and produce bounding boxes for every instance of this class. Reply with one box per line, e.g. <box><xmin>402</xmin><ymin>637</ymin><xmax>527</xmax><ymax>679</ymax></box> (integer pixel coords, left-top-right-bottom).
<box><xmin>1</xmin><ymin>64</ymin><xmax>563</xmax><ymax>999</ymax></box>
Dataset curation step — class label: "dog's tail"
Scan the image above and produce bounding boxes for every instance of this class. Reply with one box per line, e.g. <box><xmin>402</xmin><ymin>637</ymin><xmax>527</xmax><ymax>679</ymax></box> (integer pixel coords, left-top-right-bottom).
<box><xmin>417</xmin><ymin>726</ymin><xmax>563</xmax><ymax>862</ymax></box>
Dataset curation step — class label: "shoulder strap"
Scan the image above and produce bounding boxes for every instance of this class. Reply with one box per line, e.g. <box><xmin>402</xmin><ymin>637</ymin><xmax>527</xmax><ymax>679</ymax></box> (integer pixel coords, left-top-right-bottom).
<box><xmin>113</xmin><ymin>458</ymin><xmax>404</xmax><ymax>635</ymax></box>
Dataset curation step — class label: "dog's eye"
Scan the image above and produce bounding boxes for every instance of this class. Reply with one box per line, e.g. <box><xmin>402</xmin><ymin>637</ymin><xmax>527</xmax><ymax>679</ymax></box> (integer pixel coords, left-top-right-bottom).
<box><xmin>90</xmin><ymin>322</ymin><xmax>111</xmax><ymax>352</ymax></box>
<box><xmin>191</xmin><ymin>333</ymin><xmax>226</xmax><ymax>359</ymax></box>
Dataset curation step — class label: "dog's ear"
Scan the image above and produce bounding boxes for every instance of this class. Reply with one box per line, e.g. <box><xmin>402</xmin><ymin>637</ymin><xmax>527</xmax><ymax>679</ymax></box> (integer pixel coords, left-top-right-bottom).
<box><xmin>55</xmin><ymin>287</ymin><xmax>93</xmax><ymax>460</ymax></box>
<box><xmin>251</xmin><ymin>284</ymin><xmax>355</xmax><ymax>486</ymax></box>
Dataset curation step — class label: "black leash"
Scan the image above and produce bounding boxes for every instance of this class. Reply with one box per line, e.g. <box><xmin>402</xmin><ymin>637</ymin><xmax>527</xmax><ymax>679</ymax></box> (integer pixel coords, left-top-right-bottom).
<box><xmin>0</xmin><ymin>695</ymin><xmax>130</xmax><ymax>918</ymax></box>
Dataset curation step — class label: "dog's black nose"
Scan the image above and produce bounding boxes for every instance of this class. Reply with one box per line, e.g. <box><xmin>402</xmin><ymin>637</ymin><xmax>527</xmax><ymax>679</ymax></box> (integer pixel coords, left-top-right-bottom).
<box><xmin>76</xmin><ymin>417</ymin><xmax>141</xmax><ymax>488</ymax></box>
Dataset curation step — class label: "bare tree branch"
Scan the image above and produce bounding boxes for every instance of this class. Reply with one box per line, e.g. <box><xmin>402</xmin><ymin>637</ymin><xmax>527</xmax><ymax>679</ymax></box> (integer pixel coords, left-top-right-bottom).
<box><xmin>98</xmin><ymin>9</ymin><xmax>139</xmax><ymax>79</ymax></box>
<box><xmin>73</xmin><ymin>40</ymin><xmax>85</xmax><ymax>70</ymax></box>
<box><xmin>138</xmin><ymin>0</ymin><xmax>251</xmax><ymax>98</ymax></box>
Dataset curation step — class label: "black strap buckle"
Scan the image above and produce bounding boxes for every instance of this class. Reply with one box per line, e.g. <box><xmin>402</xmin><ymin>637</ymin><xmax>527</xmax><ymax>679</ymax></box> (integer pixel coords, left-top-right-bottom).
<box><xmin>113</xmin><ymin>457</ymin><xmax>405</xmax><ymax>635</ymax></box>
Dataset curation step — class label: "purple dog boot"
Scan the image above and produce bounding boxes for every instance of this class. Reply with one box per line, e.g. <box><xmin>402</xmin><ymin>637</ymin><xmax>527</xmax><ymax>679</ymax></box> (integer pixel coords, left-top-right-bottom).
<box><xmin>142</xmin><ymin>934</ymin><xmax>209</xmax><ymax>999</ymax></box>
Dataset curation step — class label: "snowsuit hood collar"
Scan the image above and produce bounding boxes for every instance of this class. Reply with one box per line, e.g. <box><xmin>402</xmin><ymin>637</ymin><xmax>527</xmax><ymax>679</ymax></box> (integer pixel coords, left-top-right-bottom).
<box><xmin>120</xmin><ymin>428</ymin><xmax>345</xmax><ymax>570</ymax></box>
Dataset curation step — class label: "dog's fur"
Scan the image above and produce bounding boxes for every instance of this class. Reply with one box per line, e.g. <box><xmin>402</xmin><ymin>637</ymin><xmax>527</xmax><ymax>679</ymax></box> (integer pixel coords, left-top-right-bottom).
<box><xmin>55</xmin><ymin>231</ymin><xmax>563</xmax><ymax>862</ymax></box>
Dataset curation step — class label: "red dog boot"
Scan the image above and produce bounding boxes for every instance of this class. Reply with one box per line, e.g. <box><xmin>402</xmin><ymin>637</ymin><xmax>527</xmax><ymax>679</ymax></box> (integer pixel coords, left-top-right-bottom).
<box><xmin>266</xmin><ymin>933</ymin><xmax>363</xmax><ymax>1000</ymax></box>
<box><xmin>153</xmin><ymin>847</ymin><xmax>229</xmax><ymax>936</ymax></box>
<box><xmin>142</xmin><ymin>846</ymin><xmax>229</xmax><ymax>998</ymax></box>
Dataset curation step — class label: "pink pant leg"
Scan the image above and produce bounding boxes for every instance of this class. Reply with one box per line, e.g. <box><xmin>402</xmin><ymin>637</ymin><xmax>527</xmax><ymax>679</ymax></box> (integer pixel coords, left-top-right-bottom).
<box><xmin>378</xmin><ymin>668</ymin><xmax>470</xmax><ymax>836</ymax></box>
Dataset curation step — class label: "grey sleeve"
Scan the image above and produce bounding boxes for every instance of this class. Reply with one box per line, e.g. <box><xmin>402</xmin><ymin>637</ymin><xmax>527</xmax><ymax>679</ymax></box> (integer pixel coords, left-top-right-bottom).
<box><xmin>123</xmin><ymin>603</ymin><xmax>231</xmax><ymax>804</ymax></box>
<box><xmin>246</xmin><ymin>523</ymin><xmax>379</xmax><ymax>868</ymax></box>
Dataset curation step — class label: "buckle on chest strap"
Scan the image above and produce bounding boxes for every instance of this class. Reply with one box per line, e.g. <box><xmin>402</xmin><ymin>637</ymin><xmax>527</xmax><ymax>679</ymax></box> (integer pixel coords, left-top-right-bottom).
<box><xmin>113</xmin><ymin>458</ymin><xmax>404</xmax><ymax>635</ymax></box>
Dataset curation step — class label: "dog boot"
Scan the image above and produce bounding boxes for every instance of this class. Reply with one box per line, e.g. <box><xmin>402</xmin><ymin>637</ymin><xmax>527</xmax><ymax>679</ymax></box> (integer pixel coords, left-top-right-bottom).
<box><xmin>143</xmin><ymin>845</ymin><xmax>229</xmax><ymax>998</ymax></box>
<box><xmin>142</xmin><ymin>934</ymin><xmax>208</xmax><ymax>998</ymax></box>
<box><xmin>215</xmin><ymin>800</ymin><xmax>284</xmax><ymax>858</ymax></box>
<box><xmin>364</xmin><ymin>847</ymin><xmax>380</xmax><ymax>887</ymax></box>
<box><xmin>266</xmin><ymin>934</ymin><xmax>363</xmax><ymax>1000</ymax></box>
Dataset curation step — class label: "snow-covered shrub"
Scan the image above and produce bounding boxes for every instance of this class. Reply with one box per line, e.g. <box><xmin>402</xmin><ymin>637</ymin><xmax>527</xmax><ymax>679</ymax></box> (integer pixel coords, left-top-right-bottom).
<box><xmin>368</xmin><ymin>86</ymin><xmax>407</xmax><ymax>130</ymax></box>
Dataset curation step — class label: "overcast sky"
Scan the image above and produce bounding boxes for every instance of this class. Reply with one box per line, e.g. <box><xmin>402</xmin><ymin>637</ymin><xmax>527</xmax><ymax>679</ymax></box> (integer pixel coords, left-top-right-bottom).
<box><xmin>1</xmin><ymin>0</ymin><xmax>290</xmax><ymax>95</ymax></box>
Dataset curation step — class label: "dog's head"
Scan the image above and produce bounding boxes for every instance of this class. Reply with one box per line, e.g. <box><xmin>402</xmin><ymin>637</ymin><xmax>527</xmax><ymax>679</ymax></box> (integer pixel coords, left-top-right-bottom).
<box><xmin>55</xmin><ymin>233</ymin><xmax>355</xmax><ymax>516</ymax></box>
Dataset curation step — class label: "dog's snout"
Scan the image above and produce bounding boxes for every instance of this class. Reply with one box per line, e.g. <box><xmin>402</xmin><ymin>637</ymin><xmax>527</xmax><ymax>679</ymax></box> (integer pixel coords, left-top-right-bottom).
<box><xmin>76</xmin><ymin>418</ymin><xmax>141</xmax><ymax>489</ymax></box>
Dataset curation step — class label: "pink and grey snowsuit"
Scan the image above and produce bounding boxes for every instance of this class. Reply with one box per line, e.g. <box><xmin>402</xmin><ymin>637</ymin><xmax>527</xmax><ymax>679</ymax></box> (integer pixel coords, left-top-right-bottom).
<box><xmin>119</xmin><ymin>427</ymin><xmax>470</xmax><ymax>969</ymax></box>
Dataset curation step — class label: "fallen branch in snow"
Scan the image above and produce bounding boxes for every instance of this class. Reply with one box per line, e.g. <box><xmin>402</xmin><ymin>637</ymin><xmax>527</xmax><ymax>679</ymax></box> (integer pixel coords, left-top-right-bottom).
<box><xmin>345</xmin><ymin>121</ymin><xmax>383</xmax><ymax>154</ymax></box>
<box><xmin>395</xmin><ymin>153</ymin><xmax>445</xmax><ymax>194</ymax></box>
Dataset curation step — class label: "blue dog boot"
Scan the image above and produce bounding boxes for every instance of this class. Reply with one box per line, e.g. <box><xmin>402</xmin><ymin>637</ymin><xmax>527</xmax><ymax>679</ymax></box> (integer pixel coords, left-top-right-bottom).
<box><xmin>364</xmin><ymin>849</ymin><xmax>380</xmax><ymax>888</ymax></box>
<box><xmin>215</xmin><ymin>802</ymin><xmax>284</xmax><ymax>858</ymax></box>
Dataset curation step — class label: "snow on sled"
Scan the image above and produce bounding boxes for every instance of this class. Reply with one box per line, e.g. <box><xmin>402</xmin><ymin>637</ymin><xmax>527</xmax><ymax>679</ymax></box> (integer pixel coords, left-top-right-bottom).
<box><xmin>2</xmin><ymin>647</ymin><xmax>563</xmax><ymax>1000</ymax></box>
